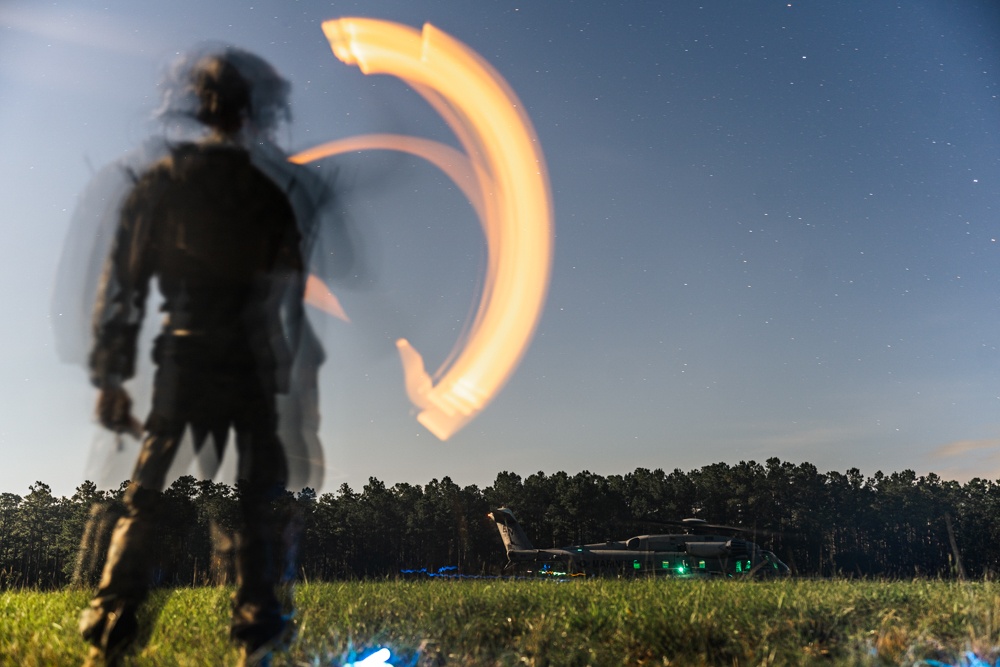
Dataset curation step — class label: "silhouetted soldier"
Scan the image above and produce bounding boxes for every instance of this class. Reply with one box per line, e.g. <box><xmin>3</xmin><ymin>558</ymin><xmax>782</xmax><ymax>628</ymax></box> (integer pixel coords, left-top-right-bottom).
<box><xmin>79</xmin><ymin>50</ymin><xmax>307</xmax><ymax>667</ymax></box>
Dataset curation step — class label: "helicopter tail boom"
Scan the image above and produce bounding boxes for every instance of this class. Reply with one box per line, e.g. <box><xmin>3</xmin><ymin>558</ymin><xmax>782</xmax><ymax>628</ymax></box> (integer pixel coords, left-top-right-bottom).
<box><xmin>488</xmin><ymin>507</ymin><xmax>535</xmax><ymax>553</ymax></box>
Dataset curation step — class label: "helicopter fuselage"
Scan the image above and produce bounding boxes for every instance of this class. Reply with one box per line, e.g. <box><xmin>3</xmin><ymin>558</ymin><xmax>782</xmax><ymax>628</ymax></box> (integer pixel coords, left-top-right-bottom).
<box><xmin>490</xmin><ymin>508</ymin><xmax>790</xmax><ymax>578</ymax></box>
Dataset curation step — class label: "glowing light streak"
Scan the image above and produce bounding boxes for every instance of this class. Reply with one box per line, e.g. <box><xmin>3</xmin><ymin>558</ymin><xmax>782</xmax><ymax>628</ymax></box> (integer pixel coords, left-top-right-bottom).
<box><xmin>536</xmin><ymin>564</ymin><xmax>585</xmax><ymax>578</ymax></box>
<box><xmin>925</xmin><ymin>653</ymin><xmax>1000</xmax><ymax>667</ymax></box>
<box><xmin>399</xmin><ymin>565</ymin><xmax>559</xmax><ymax>580</ymax></box>
<box><xmin>399</xmin><ymin>565</ymin><xmax>459</xmax><ymax>577</ymax></box>
<box><xmin>304</xmin><ymin>273</ymin><xmax>349</xmax><ymax>322</ymax></box>
<box><xmin>289</xmin><ymin>135</ymin><xmax>484</xmax><ymax>222</ymax></box>
<box><xmin>401</xmin><ymin>565</ymin><xmax>527</xmax><ymax>580</ymax></box>
<box><xmin>344</xmin><ymin>647</ymin><xmax>393</xmax><ymax>667</ymax></box>
<box><xmin>293</xmin><ymin>18</ymin><xmax>552</xmax><ymax>440</ymax></box>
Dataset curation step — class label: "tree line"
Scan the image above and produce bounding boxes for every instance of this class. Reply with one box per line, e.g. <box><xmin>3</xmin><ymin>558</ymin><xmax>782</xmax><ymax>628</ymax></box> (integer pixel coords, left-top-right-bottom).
<box><xmin>2</xmin><ymin>457</ymin><xmax>998</xmax><ymax>589</ymax></box>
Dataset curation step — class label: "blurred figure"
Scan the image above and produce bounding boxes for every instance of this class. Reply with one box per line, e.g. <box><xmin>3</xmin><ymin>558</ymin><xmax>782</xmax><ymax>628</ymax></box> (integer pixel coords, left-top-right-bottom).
<box><xmin>54</xmin><ymin>45</ymin><xmax>336</xmax><ymax>493</ymax></box>
<box><xmin>75</xmin><ymin>48</ymin><xmax>326</xmax><ymax>667</ymax></box>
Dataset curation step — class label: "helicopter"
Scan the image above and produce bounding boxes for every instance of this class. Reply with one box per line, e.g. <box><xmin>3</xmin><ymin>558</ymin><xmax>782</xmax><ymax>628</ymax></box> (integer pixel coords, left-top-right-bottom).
<box><xmin>488</xmin><ymin>507</ymin><xmax>790</xmax><ymax>578</ymax></box>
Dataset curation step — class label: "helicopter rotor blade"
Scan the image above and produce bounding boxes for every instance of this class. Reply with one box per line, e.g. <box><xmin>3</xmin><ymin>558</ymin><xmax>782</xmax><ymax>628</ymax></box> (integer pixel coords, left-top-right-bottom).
<box><xmin>633</xmin><ymin>516</ymin><xmax>786</xmax><ymax>538</ymax></box>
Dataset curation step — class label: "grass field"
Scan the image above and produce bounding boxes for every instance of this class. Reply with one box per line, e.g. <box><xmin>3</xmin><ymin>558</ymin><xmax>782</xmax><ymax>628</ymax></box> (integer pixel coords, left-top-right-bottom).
<box><xmin>2</xmin><ymin>578</ymin><xmax>1000</xmax><ymax>666</ymax></box>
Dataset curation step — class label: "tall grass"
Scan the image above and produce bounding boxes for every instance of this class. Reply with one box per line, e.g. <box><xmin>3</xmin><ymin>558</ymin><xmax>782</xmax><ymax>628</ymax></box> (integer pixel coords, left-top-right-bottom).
<box><xmin>3</xmin><ymin>579</ymin><xmax>1000</xmax><ymax>665</ymax></box>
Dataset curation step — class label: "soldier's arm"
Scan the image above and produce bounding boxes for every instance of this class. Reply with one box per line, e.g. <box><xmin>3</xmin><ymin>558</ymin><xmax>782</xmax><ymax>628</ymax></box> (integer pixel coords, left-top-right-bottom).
<box><xmin>88</xmin><ymin>197</ymin><xmax>153</xmax><ymax>387</ymax></box>
<box><xmin>269</xmin><ymin>206</ymin><xmax>307</xmax><ymax>394</ymax></box>
<box><xmin>88</xmin><ymin>181</ymin><xmax>155</xmax><ymax>435</ymax></box>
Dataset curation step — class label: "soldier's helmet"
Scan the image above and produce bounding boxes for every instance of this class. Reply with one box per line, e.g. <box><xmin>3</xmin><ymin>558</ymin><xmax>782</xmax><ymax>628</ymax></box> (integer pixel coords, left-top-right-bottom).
<box><xmin>156</xmin><ymin>46</ymin><xmax>291</xmax><ymax>135</ymax></box>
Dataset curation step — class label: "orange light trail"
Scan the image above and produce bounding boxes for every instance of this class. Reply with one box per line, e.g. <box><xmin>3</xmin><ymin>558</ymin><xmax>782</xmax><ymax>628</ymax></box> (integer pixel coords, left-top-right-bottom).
<box><xmin>289</xmin><ymin>134</ymin><xmax>485</xmax><ymax>223</ymax></box>
<box><xmin>292</xmin><ymin>18</ymin><xmax>553</xmax><ymax>441</ymax></box>
<box><xmin>303</xmin><ymin>273</ymin><xmax>349</xmax><ymax>322</ymax></box>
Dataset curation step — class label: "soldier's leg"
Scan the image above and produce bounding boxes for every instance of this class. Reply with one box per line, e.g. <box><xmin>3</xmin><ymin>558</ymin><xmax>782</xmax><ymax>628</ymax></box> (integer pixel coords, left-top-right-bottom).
<box><xmin>80</xmin><ymin>432</ymin><xmax>182</xmax><ymax>660</ymax></box>
<box><xmin>230</xmin><ymin>413</ymin><xmax>294</xmax><ymax>660</ymax></box>
<box><xmin>72</xmin><ymin>501</ymin><xmax>126</xmax><ymax>588</ymax></box>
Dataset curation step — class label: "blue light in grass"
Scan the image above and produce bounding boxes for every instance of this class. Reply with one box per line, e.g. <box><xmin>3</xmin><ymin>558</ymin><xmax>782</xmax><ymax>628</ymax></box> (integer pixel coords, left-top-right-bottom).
<box><xmin>402</xmin><ymin>565</ymin><xmax>460</xmax><ymax>576</ymax></box>
<box><xmin>400</xmin><ymin>565</ymin><xmax>521</xmax><ymax>579</ymax></box>
<box><xmin>923</xmin><ymin>652</ymin><xmax>1000</xmax><ymax>667</ymax></box>
<box><xmin>400</xmin><ymin>563</ymin><xmax>578</xmax><ymax>581</ymax></box>
<box><xmin>344</xmin><ymin>647</ymin><xmax>393</xmax><ymax>667</ymax></box>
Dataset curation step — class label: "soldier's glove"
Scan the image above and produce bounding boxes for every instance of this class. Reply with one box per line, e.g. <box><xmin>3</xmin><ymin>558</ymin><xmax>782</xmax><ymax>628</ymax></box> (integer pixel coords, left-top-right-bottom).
<box><xmin>96</xmin><ymin>386</ymin><xmax>143</xmax><ymax>438</ymax></box>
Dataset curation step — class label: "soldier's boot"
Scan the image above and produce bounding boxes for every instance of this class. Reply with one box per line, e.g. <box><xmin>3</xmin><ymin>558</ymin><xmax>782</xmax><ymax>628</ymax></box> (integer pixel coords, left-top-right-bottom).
<box><xmin>236</xmin><ymin>645</ymin><xmax>272</xmax><ymax>667</ymax></box>
<box><xmin>80</xmin><ymin>491</ymin><xmax>156</xmax><ymax>666</ymax></box>
<box><xmin>232</xmin><ymin>600</ymin><xmax>294</xmax><ymax>667</ymax></box>
<box><xmin>230</xmin><ymin>476</ymin><xmax>301</xmax><ymax>666</ymax></box>
<box><xmin>79</xmin><ymin>599</ymin><xmax>139</xmax><ymax>667</ymax></box>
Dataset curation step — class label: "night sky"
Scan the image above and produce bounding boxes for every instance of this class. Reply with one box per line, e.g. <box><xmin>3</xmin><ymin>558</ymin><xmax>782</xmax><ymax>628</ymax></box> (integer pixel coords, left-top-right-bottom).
<box><xmin>1</xmin><ymin>1</ymin><xmax>998</xmax><ymax>497</ymax></box>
